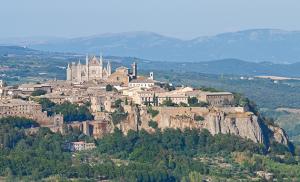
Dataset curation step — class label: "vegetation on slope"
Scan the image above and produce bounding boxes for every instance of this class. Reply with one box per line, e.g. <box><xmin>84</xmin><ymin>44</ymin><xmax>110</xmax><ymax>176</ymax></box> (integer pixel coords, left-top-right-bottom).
<box><xmin>36</xmin><ymin>98</ymin><xmax>94</xmax><ymax>122</ymax></box>
<box><xmin>1</xmin><ymin>116</ymin><xmax>299</xmax><ymax>181</ymax></box>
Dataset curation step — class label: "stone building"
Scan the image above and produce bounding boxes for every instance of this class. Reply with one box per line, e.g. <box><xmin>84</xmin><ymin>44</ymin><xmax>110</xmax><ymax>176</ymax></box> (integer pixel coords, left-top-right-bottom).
<box><xmin>18</xmin><ymin>83</ymin><xmax>52</xmax><ymax>95</ymax></box>
<box><xmin>0</xmin><ymin>99</ymin><xmax>63</xmax><ymax>126</ymax></box>
<box><xmin>66</xmin><ymin>54</ymin><xmax>112</xmax><ymax>82</ymax></box>
<box><xmin>132</xmin><ymin>90</ymin><xmax>189</xmax><ymax>105</ymax></box>
<box><xmin>106</xmin><ymin>62</ymin><xmax>141</xmax><ymax>85</ymax></box>
<box><xmin>185</xmin><ymin>90</ymin><xmax>234</xmax><ymax>106</ymax></box>
<box><xmin>128</xmin><ymin>72</ymin><xmax>155</xmax><ymax>88</ymax></box>
<box><xmin>66</xmin><ymin>54</ymin><xmax>143</xmax><ymax>86</ymax></box>
<box><xmin>67</xmin><ymin>141</ymin><xmax>96</xmax><ymax>152</ymax></box>
<box><xmin>68</xmin><ymin>120</ymin><xmax>111</xmax><ymax>139</ymax></box>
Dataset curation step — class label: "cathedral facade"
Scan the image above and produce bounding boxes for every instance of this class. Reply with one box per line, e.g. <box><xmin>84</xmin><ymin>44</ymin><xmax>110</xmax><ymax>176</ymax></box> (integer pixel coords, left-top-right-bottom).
<box><xmin>66</xmin><ymin>54</ymin><xmax>112</xmax><ymax>82</ymax></box>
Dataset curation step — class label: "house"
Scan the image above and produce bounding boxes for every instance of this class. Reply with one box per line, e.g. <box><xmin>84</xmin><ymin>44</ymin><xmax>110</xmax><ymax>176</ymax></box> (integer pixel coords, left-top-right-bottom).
<box><xmin>68</xmin><ymin>141</ymin><xmax>96</xmax><ymax>152</ymax></box>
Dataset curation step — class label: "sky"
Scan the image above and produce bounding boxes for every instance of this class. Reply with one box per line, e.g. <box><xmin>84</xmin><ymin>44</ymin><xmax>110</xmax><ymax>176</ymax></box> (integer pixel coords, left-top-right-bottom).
<box><xmin>0</xmin><ymin>0</ymin><xmax>300</xmax><ymax>39</ymax></box>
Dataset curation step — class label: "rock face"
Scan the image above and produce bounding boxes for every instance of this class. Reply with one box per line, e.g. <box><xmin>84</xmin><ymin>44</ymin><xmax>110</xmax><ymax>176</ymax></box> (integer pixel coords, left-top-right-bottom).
<box><xmin>116</xmin><ymin>105</ymin><xmax>291</xmax><ymax>149</ymax></box>
<box><xmin>203</xmin><ymin>111</ymin><xmax>264</xmax><ymax>144</ymax></box>
<box><xmin>267</xmin><ymin>125</ymin><xmax>290</xmax><ymax>146</ymax></box>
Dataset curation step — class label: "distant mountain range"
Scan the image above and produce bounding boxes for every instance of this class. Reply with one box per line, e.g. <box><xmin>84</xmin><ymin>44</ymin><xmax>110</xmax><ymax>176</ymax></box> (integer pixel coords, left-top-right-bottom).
<box><xmin>1</xmin><ymin>45</ymin><xmax>300</xmax><ymax>77</ymax></box>
<box><xmin>2</xmin><ymin>29</ymin><xmax>300</xmax><ymax>63</ymax></box>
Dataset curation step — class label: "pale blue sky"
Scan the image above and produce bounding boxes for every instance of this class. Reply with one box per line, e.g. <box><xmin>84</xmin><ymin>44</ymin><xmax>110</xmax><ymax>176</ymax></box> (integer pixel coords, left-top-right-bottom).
<box><xmin>0</xmin><ymin>0</ymin><xmax>299</xmax><ymax>39</ymax></box>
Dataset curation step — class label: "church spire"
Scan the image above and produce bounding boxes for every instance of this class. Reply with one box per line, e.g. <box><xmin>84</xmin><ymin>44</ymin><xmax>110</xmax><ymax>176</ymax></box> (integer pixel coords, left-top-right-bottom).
<box><xmin>107</xmin><ymin>61</ymin><xmax>111</xmax><ymax>76</ymax></box>
<box><xmin>99</xmin><ymin>52</ymin><xmax>103</xmax><ymax>67</ymax></box>
<box><xmin>86</xmin><ymin>54</ymin><xmax>89</xmax><ymax>81</ymax></box>
<box><xmin>85</xmin><ymin>54</ymin><xmax>89</xmax><ymax>65</ymax></box>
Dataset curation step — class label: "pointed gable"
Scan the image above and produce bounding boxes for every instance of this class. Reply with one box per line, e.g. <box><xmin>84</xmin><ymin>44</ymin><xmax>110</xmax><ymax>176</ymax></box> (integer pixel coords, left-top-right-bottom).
<box><xmin>89</xmin><ymin>56</ymin><xmax>100</xmax><ymax>66</ymax></box>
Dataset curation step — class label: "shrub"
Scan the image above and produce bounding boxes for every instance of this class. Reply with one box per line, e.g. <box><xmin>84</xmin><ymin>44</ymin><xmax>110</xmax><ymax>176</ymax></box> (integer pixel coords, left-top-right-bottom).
<box><xmin>161</xmin><ymin>98</ymin><xmax>177</xmax><ymax>107</ymax></box>
<box><xmin>111</xmin><ymin>110</ymin><xmax>128</xmax><ymax>125</ymax></box>
<box><xmin>114</xmin><ymin>99</ymin><xmax>123</xmax><ymax>108</ymax></box>
<box><xmin>106</xmin><ymin>84</ymin><xmax>113</xmax><ymax>91</ymax></box>
<box><xmin>148</xmin><ymin>120</ymin><xmax>158</xmax><ymax>129</ymax></box>
<box><xmin>147</xmin><ymin>107</ymin><xmax>159</xmax><ymax>118</ymax></box>
<box><xmin>194</xmin><ymin>115</ymin><xmax>204</xmax><ymax>122</ymax></box>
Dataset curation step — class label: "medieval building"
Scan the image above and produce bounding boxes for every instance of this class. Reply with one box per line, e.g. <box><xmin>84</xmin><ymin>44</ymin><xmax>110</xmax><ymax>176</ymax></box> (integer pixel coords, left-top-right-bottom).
<box><xmin>66</xmin><ymin>55</ymin><xmax>141</xmax><ymax>86</ymax></box>
<box><xmin>66</xmin><ymin>54</ymin><xmax>112</xmax><ymax>82</ymax></box>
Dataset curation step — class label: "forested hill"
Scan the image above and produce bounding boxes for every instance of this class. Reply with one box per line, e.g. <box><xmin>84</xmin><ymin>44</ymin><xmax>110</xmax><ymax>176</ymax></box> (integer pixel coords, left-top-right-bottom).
<box><xmin>0</xmin><ymin>46</ymin><xmax>40</xmax><ymax>55</ymax></box>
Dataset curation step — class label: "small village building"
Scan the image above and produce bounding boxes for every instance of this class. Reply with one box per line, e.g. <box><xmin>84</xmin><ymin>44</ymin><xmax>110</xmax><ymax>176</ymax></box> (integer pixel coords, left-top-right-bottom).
<box><xmin>68</xmin><ymin>141</ymin><xmax>96</xmax><ymax>152</ymax></box>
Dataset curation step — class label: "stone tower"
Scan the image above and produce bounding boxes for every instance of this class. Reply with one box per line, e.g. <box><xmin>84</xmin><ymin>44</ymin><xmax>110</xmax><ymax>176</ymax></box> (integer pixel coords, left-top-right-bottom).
<box><xmin>66</xmin><ymin>63</ymin><xmax>72</xmax><ymax>81</ymax></box>
<box><xmin>77</xmin><ymin>60</ymin><xmax>82</xmax><ymax>82</ymax></box>
<box><xmin>107</xmin><ymin>61</ymin><xmax>112</xmax><ymax>76</ymax></box>
<box><xmin>99</xmin><ymin>53</ymin><xmax>103</xmax><ymax>79</ymax></box>
<box><xmin>131</xmin><ymin>62</ymin><xmax>137</xmax><ymax>79</ymax></box>
<box><xmin>149</xmin><ymin>72</ymin><xmax>154</xmax><ymax>80</ymax></box>
<box><xmin>85</xmin><ymin>54</ymin><xmax>89</xmax><ymax>80</ymax></box>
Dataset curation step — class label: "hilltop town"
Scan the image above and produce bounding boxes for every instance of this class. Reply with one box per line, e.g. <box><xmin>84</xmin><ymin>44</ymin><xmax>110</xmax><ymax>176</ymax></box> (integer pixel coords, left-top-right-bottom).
<box><xmin>0</xmin><ymin>54</ymin><xmax>291</xmax><ymax>150</ymax></box>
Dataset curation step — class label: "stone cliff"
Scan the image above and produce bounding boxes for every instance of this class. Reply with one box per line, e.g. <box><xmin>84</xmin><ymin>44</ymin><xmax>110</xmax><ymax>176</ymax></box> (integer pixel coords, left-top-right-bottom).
<box><xmin>115</xmin><ymin>106</ymin><xmax>291</xmax><ymax>150</ymax></box>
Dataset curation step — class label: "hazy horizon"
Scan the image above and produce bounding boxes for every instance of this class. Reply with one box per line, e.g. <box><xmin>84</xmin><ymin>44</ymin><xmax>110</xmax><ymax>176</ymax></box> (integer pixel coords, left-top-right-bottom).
<box><xmin>1</xmin><ymin>0</ymin><xmax>300</xmax><ymax>39</ymax></box>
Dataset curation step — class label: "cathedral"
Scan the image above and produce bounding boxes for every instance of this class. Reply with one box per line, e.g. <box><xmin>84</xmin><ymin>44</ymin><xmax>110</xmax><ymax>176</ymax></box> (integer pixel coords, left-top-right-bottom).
<box><xmin>66</xmin><ymin>54</ymin><xmax>112</xmax><ymax>82</ymax></box>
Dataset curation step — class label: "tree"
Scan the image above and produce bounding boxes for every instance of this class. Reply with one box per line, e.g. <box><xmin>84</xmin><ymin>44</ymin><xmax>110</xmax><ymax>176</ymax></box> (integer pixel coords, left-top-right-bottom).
<box><xmin>114</xmin><ymin>99</ymin><xmax>123</xmax><ymax>108</ymax></box>
<box><xmin>161</xmin><ymin>98</ymin><xmax>177</xmax><ymax>107</ymax></box>
<box><xmin>53</xmin><ymin>101</ymin><xmax>93</xmax><ymax>122</ymax></box>
<box><xmin>147</xmin><ymin>107</ymin><xmax>159</xmax><ymax>118</ymax></box>
<box><xmin>188</xmin><ymin>97</ymin><xmax>208</xmax><ymax>107</ymax></box>
<box><xmin>179</xmin><ymin>102</ymin><xmax>188</xmax><ymax>107</ymax></box>
<box><xmin>31</xmin><ymin>89</ymin><xmax>47</xmax><ymax>96</ymax></box>
<box><xmin>106</xmin><ymin>84</ymin><xmax>113</xmax><ymax>92</ymax></box>
<box><xmin>188</xmin><ymin>97</ymin><xmax>198</xmax><ymax>106</ymax></box>
<box><xmin>36</xmin><ymin>98</ymin><xmax>56</xmax><ymax>116</ymax></box>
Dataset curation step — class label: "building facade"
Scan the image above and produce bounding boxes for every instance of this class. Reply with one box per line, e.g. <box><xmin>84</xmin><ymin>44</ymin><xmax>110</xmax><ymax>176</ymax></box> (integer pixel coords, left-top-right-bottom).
<box><xmin>0</xmin><ymin>99</ymin><xmax>63</xmax><ymax>126</ymax></box>
<box><xmin>66</xmin><ymin>54</ymin><xmax>112</xmax><ymax>82</ymax></box>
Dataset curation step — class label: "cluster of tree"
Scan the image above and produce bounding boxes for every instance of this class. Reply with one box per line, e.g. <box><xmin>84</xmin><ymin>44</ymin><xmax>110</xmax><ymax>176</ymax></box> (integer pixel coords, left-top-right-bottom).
<box><xmin>111</xmin><ymin>99</ymin><xmax>128</xmax><ymax>125</ymax></box>
<box><xmin>160</xmin><ymin>97</ymin><xmax>177</xmax><ymax>107</ymax></box>
<box><xmin>187</xmin><ymin>97</ymin><xmax>208</xmax><ymax>107</ymax></box>
<box><xmin>31</xmin><ymin>89</ymin><xmax>47</xmax><ymax>96</ymax></box>
<box><xmin>36</xmin><ymin>98</ymin><xmax>93</xmax><ymax>122</ymax></box>
<box><xmin>94</xmin><ymin>128</ymin><xmax>268</xmax><ymax>181</ymax></box>
<box><xmin>147</xmin><ymin>106</ymin><xmax>159</xmax><ymax>118</ymax></box>
<box><xmin>0</xmin><ymin>117</ymin><xmax>97</xmax><ymax>180</ymax></box>
<box><xmin>53</xmin><ymin>101</ymin><xmax>94</xmax><ymax>122</ymax></box>
<box><xmin>233</xmin><ymin>93</ymin><xmax>258</xmax><ymax>114</ymax></box>
<box><xmin>0</xmin><ymin>117</ymin><xmax>39</xmax><ymax>149</ymax></box>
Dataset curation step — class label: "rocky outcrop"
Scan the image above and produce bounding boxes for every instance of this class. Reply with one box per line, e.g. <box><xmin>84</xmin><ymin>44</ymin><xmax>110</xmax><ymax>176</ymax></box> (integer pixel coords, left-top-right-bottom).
<box><xmin>115</xmin><ymin>105</ymin><xmax>291</xmax><ymax>149</ymax></box>
<box><xmin>267</xmin><ymin>125</ymin><xmax>289</xmax><ymax>146</ymax></box>
<box><xmin>203</xmin><ymin>111</ymin><xmax>264</xmax><ymax>144</ymax></box>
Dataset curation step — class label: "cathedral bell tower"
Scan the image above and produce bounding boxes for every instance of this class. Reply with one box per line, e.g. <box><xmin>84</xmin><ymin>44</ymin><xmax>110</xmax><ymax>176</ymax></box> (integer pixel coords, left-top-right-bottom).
<box><xmin>66</xmin><ymin>63</ymin><xmax>72</xmax><ymax>81</ymax></box>
<box><xmin>131</xmin><ymin>62</ymin><xmax>137</xmax><ymax>79</ymax></box>
<box><xmin>107</xmin><ymin>61</ymin><xmax>111</xmax><ymax>76</ymax></box>
<box><xmin>77</xmin><ymin>60</ymin><xmax>82</xmax><ymax>82</ymax></box>
<box><xmin>86</xmin><ymin>54</ymin><xmax>89</xmax><ymax>81</ymax></box>
<box><xmin>99</xmin><ymin>53</ymin><xmax>103</xmax><ymax>78</ymax></box>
